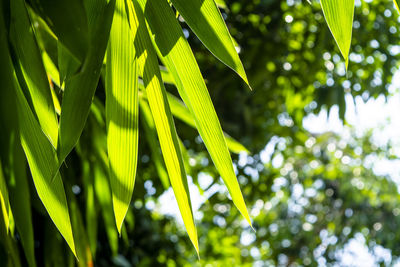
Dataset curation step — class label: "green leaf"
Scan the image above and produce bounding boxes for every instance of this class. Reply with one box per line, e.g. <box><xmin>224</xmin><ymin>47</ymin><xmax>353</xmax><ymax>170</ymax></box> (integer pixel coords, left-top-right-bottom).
<box><xmin>128</xmin><ymin>0</ymin><xmax>198</xmax><ymax>253</ymax></box>
<box><xmin>166</xmin><ymin>93</ymin><xmax>249</xmax><ymax>154</ymax></box>
<box><xmin>0</xmin><ymin>162</ymin><xmax>10</xmax><ymax>234</ymax></box>
<box><xmin>0</xmin><ymin>9</ymin><xmax>76</xmax><ymax>256</ymax></box>
<box><xmin>58</xmin><ymin>0</ymin><xmax>116</xmax><ymax>163</ymax></box>
<box><xmin>394</xmin><ymin>0</ymin><xmax>400</xmax><ymax>14</ymax></box>
<box><xmin>320</xmin><ymin>0</ymin><xmax>355</xmax><ymax>69</ymax></box>
<box><xmin>105</xmin><ymin>0</ymin><xmax>139</xmax><ymax>233</ymax></box>
<box><xmin>30</xmin><ymin>0</ymin><xmax>89</xmax><ymax>62</ymax></box>
<box><xmin>65</xmin><ymin>181</ymin><xmax>93</xmax><ymax>267</ymax></box>
<box><xmin>139</xmin><ymin>98</ymin><xmax>170</xmax><ymax>189</ymax></box>
<box><xmin>5</xmin><ymin>142</ymin><xmax>37</xmax><ymax>267</ymax></box>
<box><xmin>171</xmin><ymin>0</ymin><xmax>249</xmax><ymax>87</ymax></box>
<box><xmin>9</xmin><ymin>0</ymin><xmax>59</xmax><ymax>147</ymax></box>
<box><xmin>137</xmin><ymin>0</ymin><xmax>251</xmax><ymax>228</ymax></box>
<box><xmin>14</xmin><ymin>78</ymin><xmax>77</xmax><ymax>257</ymax></box>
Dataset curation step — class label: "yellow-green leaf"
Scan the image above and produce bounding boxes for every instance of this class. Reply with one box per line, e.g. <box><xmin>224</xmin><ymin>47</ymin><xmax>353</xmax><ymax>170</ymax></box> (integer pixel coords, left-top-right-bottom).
<box><xmin>106</xmin><ymin>0</ymin><xmax>139</xmax><ymax>233</ymax></box>
<box><xmin>0</xmin><ymin>162</ymin><xmax>10</xmax><ymax>234</ymax></box>
<box><xmin>0</xmin><ymin>10</ymin><xmax>76</xmax><ymax>256</ymax></box>
<box><xmin>58</xmin><ymin>0</ymin><xmax>115</xmax><ymax>163</ymax></box>
<box><xmin>171</xmin><ymin>0</ymin><xmax>249</xmax><ymax>87</ymax></box>
<box><xmin>166</xmin><ymin>93</ymin><xmax>249</xmax><ymax>154</ymax></box>
<box><xmin>139</xmin><ymin>98</ymin><xmax>170</xmax><ymax>189</ymax></box>
<box><xmin>127</xmin><ymin>0</ymin><xmax>198</xmax><ymax>253</ymax></box>
<box><xmin>137</xmin><ymin>0</ymin><xmax>251</xmax><ymax>227</ymax></box>
<box><xmin>394</xmin><ymin>0</ymin><xmax>400</xmax><ymax>14</ymax></box>
<box><xmin>320</xmin><ymin>0</ymin><xmax>354</xmax><ymax>69</ymax></box>
<box><xmin>10</xmin><ymin>0</ymin><xmax>59</xmax><ymax>147</ymax></box>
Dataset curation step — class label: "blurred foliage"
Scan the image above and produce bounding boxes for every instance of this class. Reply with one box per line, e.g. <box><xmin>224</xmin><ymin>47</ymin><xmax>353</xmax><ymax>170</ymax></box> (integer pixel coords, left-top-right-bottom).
<box><xmin>2</xmin><ymin>0</ymin><xmax>400</xmax><ymax>266</ymax></box>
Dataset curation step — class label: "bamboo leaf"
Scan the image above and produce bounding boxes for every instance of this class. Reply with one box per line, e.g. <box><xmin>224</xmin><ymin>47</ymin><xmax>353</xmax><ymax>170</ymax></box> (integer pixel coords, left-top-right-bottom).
<box><xmin>29</xmin><ymin>0</ymin><xmax>89</xmax><ymax>62</ymax></box>
<box><xmin>171</xmin><ymin>0</ymin><xmax>249</xmax><ymax>87</ymax></box>
<box><xmin>0</xmin><ymin>162</ymin><xmax>10</xmax><ymax>234</ymax></box>
<box><xmin>166</xmin><ymin>93</ymin><xmax>249</xmax><ymax>154</ymax></box>
<box><xmin>14</xmin><ymin>80</ymin><xmax>77</xmax><ymax>257</ymax></box>
<box><xmin>58</xmin><ymin>0</ymin><xmax>116</xmax><ymax>163</ymax></box>
<box><xmin>137</xmin><ymin>0</ymin><xmax>251</xmax><ymax>228</ymax></box>
<box><xmin>394</xmin><ymin>0</ymin><xmax>400</xmax><ymax>14</ymax></box>
<box><xmin>10</xmin><ymin>0</ymin><xmax>59</xmax><ymax>147</ymax></box>
<box><xmin>106</xmin><ymin>0</ymin><xmax>139</xmax><ymax>233</ymax></box>
<box><xmin>320</xmin><ymin>0</ymin><xmax>354</xmax><ymax>69</ymax></box>
<box><xmin>139</xmin><ymin>98</ymin><xmax>170</xmax><ymax>189</ymax></box>
<box><xmin>5</xmin><ymin>141</ymin><xmax>37</xmax><ymax>267</ymax></box>
<box><xmin>128</xmin><ymin>0</ymin><xmax>198</xmax><ymax>252</ymax></box>
<box><xmin>0</xmin><ymin>9</ymin><xmax>76</xmax><ymax>256</ymax></box>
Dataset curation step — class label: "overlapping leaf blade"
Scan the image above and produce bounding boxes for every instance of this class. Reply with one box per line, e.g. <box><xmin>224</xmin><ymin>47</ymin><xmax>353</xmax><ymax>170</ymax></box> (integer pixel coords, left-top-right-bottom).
<box><xmin>29</xmin><ymin>0</ymin><xmax>89</xmax><ymax>62</ymax></box>
<box><xmin>137</xmin><ymin>0</ymin><xmax>252</xmax><ymax>227</ymax></box>
<box><xmin>10</xmin><ymin>0</ymin><xmax>59</xmax><ymax>147</ymax></box>
<box><xmin>127</xmin><ymin>0</ymin><xmax>198</xmax><ymax>252</ymax></box>
<box><xmin>58</xmin><ymin>0</ymin><xmax>115</xmax><ymax>163</ymax></box>
<box><xmin>0</xmin><ymin>11</ymin><xmax>76</xmax><ymax>255</ymax></box>
<box><xmin>320</xmin><ymin>0</ymin><xmax>355</xmax><ymax>69</ymax></box>
<box><xmin>139</xmin><ymin>98</ymin><xmax>170</xmax><ymax>189</ymax></box>
<box><xmin>106</xmin><ymin>0</ymin><xmax>139</xmax><ymax>233</ymax></box>
<box><xmin>166</xmin><ymin>93</ymin><xmax>249</xmax><ymax>154</ymax></box>
<box><xmin>171</xmin><ymin>0</ymin><xmax>249</xmax><ymax>87</ymax></box>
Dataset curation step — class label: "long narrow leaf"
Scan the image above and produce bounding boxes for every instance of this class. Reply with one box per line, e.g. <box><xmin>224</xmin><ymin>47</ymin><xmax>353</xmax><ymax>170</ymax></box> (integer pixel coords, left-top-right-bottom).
<box><xmin>58</xmin><ymin>0</ymin><xmax>116</xmax><ymax>163</ymax></box>
<box><xmin>0</xmin><ymin>11</ymin><xmax>76</xmax><ymax>255</ymax></box>
<box><xmin>105</xmin><ymin>0</ymin><xmax>139</xmax><ymax>233</ymax></box>
<box><xmin>320</xmin><ymin>0</ymin><xmax>354</xmax><ymax>69</ymax></box>
<box><xmin>128</xmin><ymin>0</ymin><xmax>198</xmax><ymax>252</ymax></box>
<box><xmin>137</xmin><ymin>0</ymin><xmax>252</xmax><ymax>227</ymax></box>
<box><xmin>0</xmin><ymin>162</ymin><xmax>10</xmax><ymax>234</ymax></box>
<box><xmin>166</xmin><ymin>93</ymin><xmax>249</xmax><ymax>154</ymax></box>
<box><xmin>139</xmin><ymin>98</ymin><xmax>170</xmax><ymax>189</ymax></box>
<box><xmin>171</xmin><ymin>0</ymin><xmax>249</xmax><ymax>87</ymax></box>
<box><xmin>10</xmin><ymin>0</ymin><xmax>59</xmax><ymax>147</ymax></box>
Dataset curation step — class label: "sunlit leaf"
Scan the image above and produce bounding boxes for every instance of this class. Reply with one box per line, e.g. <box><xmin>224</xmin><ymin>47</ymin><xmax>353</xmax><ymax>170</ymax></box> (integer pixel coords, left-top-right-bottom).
<box><xmin>394</xmin><ymin>0</ymin><xmax>400</xmax><ymax>14</ymax></box>
<box><xmin>137</xmin><ymin>0</ymin><xmax>251</xmax><ymax>228</ymax></box>
<box><xmin>139</xmin><ymin>98</ymin><xmax>170</xmax><ymax>189</ymax></box>
<box><xmin>0</xmin><ymin>162</ymin><xmax>10</xmax><ymax>234</ymax></box>
<box><xmin>0</xmin><ymin>9</ymin><xmax>76</xmax><ymax>256</ymax></box>
<box><xmin>105</xmin><ymin>0</ymin><xmax>139</xmax><ymax>233</ymax></box>
<box><xmin>171</xmin><ymin>0</ymin><xmax>249</xmax><ymax>87</ymax></box>
<box><xmin>58</xmin><ymin>0</ymin><xmax>115</xmax><ymax>163</ymax></box>
<box><xmin>320</xmin><ymin>0</ymin><xmax>354</xmax><ymax>69</ymax></box>
<box><xmin>10</xmin><ymin>0</ymin><xmax>59</xmax><ymax>147</ymax></box>
<box><xmin>166</xmin><ymin>93</ymin><xmax>249</xmax><ymax>154</ymax></box>
<box><xmin>128</xmin><ymin>0</ymin><xmax>199</xmax><ymax>252</ymax></box>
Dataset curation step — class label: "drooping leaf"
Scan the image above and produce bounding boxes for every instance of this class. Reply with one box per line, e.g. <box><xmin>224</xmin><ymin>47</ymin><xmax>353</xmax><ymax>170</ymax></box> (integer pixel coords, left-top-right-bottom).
<box><xmin>320</xmin><ymin>0</ymin><xmax>355</xmax><ymax>69</ymax></box>
<box><xmin>58</xmin><ymin>0</ymin><xmax>116</xmax><ymax>163</ymax></box>
<box><xmin>0</xmin><ymin>8</ymin><xmax>76</xmax><ymax>256</ymax></box>
<box><xmin>166</xmin><ymin>93</ymin><xmax>249</xmax><ymax>154</ymax></box>
<box><xmin>0</xmin><ymin>201</ymin><xmax>21</xmax><ymax>267</ymax></box>
<box><xmin>9</xmin><ymin>0</ymin><xmax>59</xmax><ymax>147</ymax></box>
<box><xmin>65</xmin><ymin>180</ymin><xmax>93</xmax><ymax>267</ymax></box>
<box><xmin>171</xmin><ymin>0</ymin><xmax>249</xmax><ymax>87</ymax></box>
<box><xmin>0</xmin><ymin>162</ymin><xmax>10</xmax><ymax>234</ymax></box>
<box><xmin>394</xmin><ymin>0</ymin><xmax>400</xmax><ymax>14</ymax></box>
<box><xmin>137</xmin><ymin>0</ymin><xmax>252</xmax><ymax>227</ymax></box>
<box><xmin>89</xmin><ymin>102</ymin><xmax>119</xmax><ymax>256</ymax></box>
<box><xmin>139</xmin><ymin>98</ymin><xmax>170</xmax><ymax>189</ymax></box>
<box><xmin>4</xmin><ymin>140</ymin><xmax>36</xmax><ymax>267</ymax></box>
<box><xmin>29</xmin><ymin>0</ymin><xmax>89</xmax><ymax>62</ymax></box>
<box><xmin>106</xmin><ymin>0</ymin><xmax>139</xmax><ymax>233</ymax></box>
<box><xmin>127</xmin><ymin>0</ymin><xmax>198</xmax><ymax>252</ymax></box>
